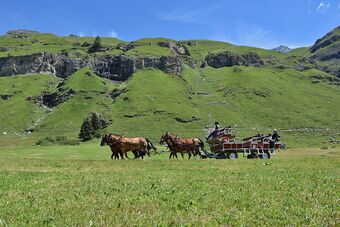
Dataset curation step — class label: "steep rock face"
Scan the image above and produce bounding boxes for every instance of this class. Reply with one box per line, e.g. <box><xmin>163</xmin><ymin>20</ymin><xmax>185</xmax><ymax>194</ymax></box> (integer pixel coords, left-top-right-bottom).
<box><xmin>0</xmin><ymin>52</ymin><xmax>80</xmax><ymax>78</ymax></box>
<box><xmin>310</xmin><ymin>26</ymin><xmax>340</xmax><ymax>55</ymax></box>
<box><xmin>0</xmin><ymin>52</ymin><xmax>182</xmax><ymax>80</ymax></box>
<box><xmin>309</xmin><ymin>26</ymin><xmax>340</xmax><ymax>77</ymax></box>
<box><xmin>203</xmin><ymin>51</ymin><xmax>264</xmax><ymax>68</ymax></box>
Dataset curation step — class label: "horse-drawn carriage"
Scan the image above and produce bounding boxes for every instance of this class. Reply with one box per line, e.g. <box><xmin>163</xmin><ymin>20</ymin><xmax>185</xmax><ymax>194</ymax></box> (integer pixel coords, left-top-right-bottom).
<box><xmin>202</xmin><ymin>127</ymin><xmax>284</xmax><ymax>159</ymax></box>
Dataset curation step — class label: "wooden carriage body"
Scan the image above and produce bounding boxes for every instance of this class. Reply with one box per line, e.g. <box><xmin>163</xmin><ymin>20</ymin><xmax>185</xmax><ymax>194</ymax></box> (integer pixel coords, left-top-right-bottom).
<box><xmin>206</xmin><ymin>128</ymin><xmax>282</xmax><ymax>158</ymax></box>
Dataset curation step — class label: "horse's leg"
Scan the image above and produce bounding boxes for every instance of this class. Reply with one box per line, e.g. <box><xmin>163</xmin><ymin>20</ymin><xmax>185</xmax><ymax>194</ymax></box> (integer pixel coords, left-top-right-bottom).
<box><xmin>119</xmin><ymin>150</ymin><xmax>124</xmax><ymax>160</ymax></box>
<box><xmin>188</xmin><ymin>152</ymin><xmax>192</xmax><ymax>159</ymax></box>
<box><xmin>111</xmin><ymin>152</ymin><xmax>114</xmax><ymax>160</ymax></box>
<box><xmin>196</xmin><ymin>147</ymin><xmax>201</xmax><ymax>158</ymax></box>
<box><xmin>175</xmin><ymin>153</ymin><xmax>178</xmax><ymax>159</ymax></box>
<box><xmin>132</xmin><ymin>150</ymin><xmax>139</xmax><ymax>159</ymax></box>
<box><xmin>180</xmin><ymin>151</ymin><xmax>184</xmax><ymax>159</ymax></box>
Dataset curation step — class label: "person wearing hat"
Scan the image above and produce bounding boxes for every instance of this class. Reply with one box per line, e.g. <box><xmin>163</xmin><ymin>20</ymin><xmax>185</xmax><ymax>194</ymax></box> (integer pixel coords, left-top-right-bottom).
<box><xmin>207</xmin><ymin>122</ymin><xmax>221</xmax><ymax>140</ymax></box>
<box><xmin>272</xmin><ymin>129</ymin><xmax>279</xmax><ymax>142</ymax></box>
<box><xmin>269</xmin><ymin>129</ymin><xmax>280</xmax><ymax>150</ymax></box>
<box><xmin>214</xmin><ymin>122</ymin><xmax>220</xmax><ymax>131</ymax></box>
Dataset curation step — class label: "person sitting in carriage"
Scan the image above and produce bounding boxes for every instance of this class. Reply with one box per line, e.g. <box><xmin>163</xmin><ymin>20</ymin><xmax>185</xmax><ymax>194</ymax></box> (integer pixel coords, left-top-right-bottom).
<box><xmin>272</xmin><ymin>129</ymin><xmax>280</xmax><ymax>142</ymax></box>
<box><xmin>269</xmin><ymin>129</ymin><xmax>280</xmax><ymax>149</ymax></box>
<box><xmin>207</xmin><ymin>122</ymin><xmax>220</xmax><ymax>140</ymax></box>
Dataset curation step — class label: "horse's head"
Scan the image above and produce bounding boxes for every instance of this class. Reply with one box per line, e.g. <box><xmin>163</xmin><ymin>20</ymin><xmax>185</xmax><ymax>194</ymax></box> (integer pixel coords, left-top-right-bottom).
<box><xmin>100</xmin><ymin>134</ymin><xmax>109</xmax><ymax>146</ymax></box>
<box><xmin>159</xmin><ymin>134</ymin><xmax>165</xmax><ymax>145</ymax></box>
<box><xmin>160</xmin><ymin>132</ymin><xmax>176</xmax><ymax>145</ymax></box>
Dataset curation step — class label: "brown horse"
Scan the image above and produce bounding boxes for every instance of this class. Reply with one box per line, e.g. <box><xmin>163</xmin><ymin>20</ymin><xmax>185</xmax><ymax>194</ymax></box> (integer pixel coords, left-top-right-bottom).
<box><xmin>100</xmin><ymin>134</ymin><xmax>156</xmax><ymax>160</ymax></box>
<box><xmin>159</xmin><ymin>132</ymin><xmax>204</xmax><ymax>159</ymax></box>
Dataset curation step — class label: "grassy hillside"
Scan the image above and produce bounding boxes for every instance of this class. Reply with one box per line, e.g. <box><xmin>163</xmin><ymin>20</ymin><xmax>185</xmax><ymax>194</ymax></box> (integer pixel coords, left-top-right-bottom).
<box><xmin>0</xmin><ymin>29</ymin><xmax>339</xmax><ymax>147</ymax></box>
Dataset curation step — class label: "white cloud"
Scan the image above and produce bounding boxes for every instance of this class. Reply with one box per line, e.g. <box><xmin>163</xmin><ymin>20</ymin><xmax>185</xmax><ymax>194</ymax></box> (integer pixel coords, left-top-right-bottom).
<box><xmin>109</xmin><ymin>30</ymin><xmax>119</xmax><ymax>38</ymax></box>
<box><xmin>159</xmin><ymin>7</ymin><xmax>218</xmax><ymax>24</ymax></box>
<box><xmin>209</xmin><ymin>23</ymin><xmax>311</xmax><ymax>49</ymax></box>
<box><xmin>77</xmin><ymin>32</ymin><xmax>84</xmax><ymax>37</ymax></box>
<box><xmin>316</xmin><ymin>2</ymin><xmax>330</xmax><ymax>12</ymax></box>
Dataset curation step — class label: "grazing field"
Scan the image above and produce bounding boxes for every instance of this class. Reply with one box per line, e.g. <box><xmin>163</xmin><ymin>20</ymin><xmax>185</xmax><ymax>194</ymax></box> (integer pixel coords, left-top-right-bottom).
<box><xmin>0</xmin><ymin>144</ymin><xmax>339</xmax><ymax>226</ymax></box>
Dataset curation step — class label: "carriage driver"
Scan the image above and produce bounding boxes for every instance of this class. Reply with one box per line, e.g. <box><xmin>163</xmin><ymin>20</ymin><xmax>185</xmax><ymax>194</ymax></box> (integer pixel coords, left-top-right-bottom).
<box><xmin>207</xmin><ymin>122</ymin><xmax>220</xmax><ymax>140</ymax></box>
<box><xmin>214</xmin><ymin>121</ymin><xmax>220</xmax><ymax>131</ymax></box>
<box><xmin>272</xmin><ymin>129</ymin><xmax>279</xmax><ymax>142</ymax></box>
<box><xmin>269</xmin><ymin>129</ymin><xmax>280</xmax><ymax>149</ymax></box>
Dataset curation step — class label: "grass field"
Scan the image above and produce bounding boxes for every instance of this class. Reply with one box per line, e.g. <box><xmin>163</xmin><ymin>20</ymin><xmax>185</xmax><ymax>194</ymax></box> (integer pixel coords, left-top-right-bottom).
<box><xmin>0</xmin><ymin>143</ymin><xmax>339</xmax><ymax>226</ymax></box>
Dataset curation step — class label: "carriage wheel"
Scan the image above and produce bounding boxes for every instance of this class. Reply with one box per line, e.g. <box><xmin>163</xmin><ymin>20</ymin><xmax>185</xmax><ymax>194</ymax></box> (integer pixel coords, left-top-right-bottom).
<box><xmin>247</xmin><ymin>153</ymin><xmax>258</xmax><ymax>159</ymax></box>
<box><xmin>228</xmin><ymin>152</ymin><xmax>238</xmax><ymax>160</ymax></box>
<box><xmin>260</xmin><ymin>151</ymin><xmax>271</xmax><ymax>159</ymax></box>
<box><xmin>216</xmin><ymin>153</ymin><xmax>227</xmax><ymax>159</ymax></box>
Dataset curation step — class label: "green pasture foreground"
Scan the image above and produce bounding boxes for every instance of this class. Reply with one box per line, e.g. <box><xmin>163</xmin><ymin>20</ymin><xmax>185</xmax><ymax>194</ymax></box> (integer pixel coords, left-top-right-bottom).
<box><xmin>0</xmin><ymin>144</ymin><xmax>339</xmax><ymax>226</ymax></box>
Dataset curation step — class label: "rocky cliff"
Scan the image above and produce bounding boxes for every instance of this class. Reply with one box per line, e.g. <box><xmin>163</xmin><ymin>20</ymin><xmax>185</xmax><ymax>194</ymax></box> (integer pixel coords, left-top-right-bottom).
<box><xmin>203</xmin><ymin>51</ymin><xmax>264</xmax><ymax>68</ymax></box>
<box><xmin>0</xmin><ymin>52</ymin><xmax>182</xmax><ymax>81</ymax></box>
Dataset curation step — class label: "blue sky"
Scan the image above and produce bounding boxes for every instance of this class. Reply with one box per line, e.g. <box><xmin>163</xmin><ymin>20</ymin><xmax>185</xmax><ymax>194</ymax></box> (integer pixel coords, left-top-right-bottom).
<box><xmin>0</xmin><ymin>0</ymin><xmax>339</xmax><ymax>48</ymax></box>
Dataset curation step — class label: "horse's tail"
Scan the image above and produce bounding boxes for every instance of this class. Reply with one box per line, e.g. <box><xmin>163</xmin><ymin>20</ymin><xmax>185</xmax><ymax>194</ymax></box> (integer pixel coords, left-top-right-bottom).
<box><xmin>146</xmin><ymin>138</ymin><xmax>157</xmax><ymax>152</ymax></box>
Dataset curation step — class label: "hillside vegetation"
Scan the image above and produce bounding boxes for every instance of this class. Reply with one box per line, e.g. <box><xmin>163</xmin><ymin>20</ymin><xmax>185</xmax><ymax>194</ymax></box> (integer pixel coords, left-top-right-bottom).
<box><xmin>0</xmin><ymin>27</ymin><xmax>339</xmax><ymax>147</ymax></box>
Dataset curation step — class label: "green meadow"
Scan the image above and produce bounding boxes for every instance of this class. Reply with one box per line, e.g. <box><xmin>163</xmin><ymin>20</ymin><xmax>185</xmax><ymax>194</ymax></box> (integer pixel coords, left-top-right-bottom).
<box><xmin>0</xmin><ymin>144</ymin><xmax>339</xmax><ymax>226</ymax></box>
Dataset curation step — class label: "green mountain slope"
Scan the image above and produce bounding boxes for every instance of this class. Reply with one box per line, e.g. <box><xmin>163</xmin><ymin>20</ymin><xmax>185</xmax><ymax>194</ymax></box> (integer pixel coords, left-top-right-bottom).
<box><xmin>0</xmin><ymin>28</ymin><xmax>339</xmax><ymax>147</ymax></box>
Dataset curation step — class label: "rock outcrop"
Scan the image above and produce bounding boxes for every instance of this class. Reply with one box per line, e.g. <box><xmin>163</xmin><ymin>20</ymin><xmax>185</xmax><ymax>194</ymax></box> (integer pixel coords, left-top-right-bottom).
<box><xmin>309</xmin><ymin>26</ymin><xmax>340</xmax><ymax>77</ymax></box>
<box><xmin>158</xmin><ymin>41</ymin><xmax>190</xmax><ymax>55</ymax></box>
<box><xmin>0</xmin><ymin>52</ymin><xmax>182</xmax><ymax>81</ymax></box>
<box><xmin>116</xmin><ymin>42</ymin><xmax>136</xmax><ymax>52</ymax></box>
<box><xmin>27</xmin><ymin>88</ymin><xmax>76</xmax><ymax>108</ymax></box>
<box><xmin>310</xmin><ymin>26</ymin><xmax>340</xmax><ymax>56</ymax></box>
<box><xmin>6</xmin><ymin>29</ymin><xmax>39</xmax><ymax>35</ymax></box>
<box><xmin>203</xmin><ymin>51</ymin><xmax>264</xmax><ymax>68</ymax></box>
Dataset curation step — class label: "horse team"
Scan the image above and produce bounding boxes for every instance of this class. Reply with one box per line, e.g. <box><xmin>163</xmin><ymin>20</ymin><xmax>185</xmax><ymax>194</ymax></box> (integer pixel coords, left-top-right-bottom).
<box><xmin>100</xmin><ymin>132</ymin><xmax>205</xmax><ymax>159</ymax></box>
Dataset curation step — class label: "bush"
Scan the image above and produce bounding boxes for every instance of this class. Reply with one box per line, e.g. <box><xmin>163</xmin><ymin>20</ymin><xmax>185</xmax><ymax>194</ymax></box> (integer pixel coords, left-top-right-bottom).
<box><xmin>36</xmin><ymin>136</ymin><xmax>79</xmax><ymax>146</ymax></box>
<box><xmin>36</xmin><ymin>136</ymin><xmax>56</xmax><ymax>146</ymax></box>
<box><xmin>93</xmin><ymin>131</ymin><xmax>102</xmax><ymax>139</ymax></box>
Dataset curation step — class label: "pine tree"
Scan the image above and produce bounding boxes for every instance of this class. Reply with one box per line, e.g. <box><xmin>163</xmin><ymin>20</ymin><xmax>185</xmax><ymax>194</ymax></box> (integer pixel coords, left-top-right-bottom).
<box><xmin>90</xmin><ymin>112</ymin><xmax>102</xmax><ymax>131</ymax></box>
<box><xmin>79</xmin><ymin>117</ymin><xmax>94</xmax><ymax>141</ymax></box>
<box><xmin>93</xmin><ymin>36</ymin><xmax>102</xmax><ymax>49</ymax></box>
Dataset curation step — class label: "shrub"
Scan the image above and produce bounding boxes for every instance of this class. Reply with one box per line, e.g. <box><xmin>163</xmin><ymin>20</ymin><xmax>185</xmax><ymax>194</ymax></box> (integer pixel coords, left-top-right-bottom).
<box><xmin>36</xmin><ymin>136</ymin><xmax>79</xmax><ymax>146</ymax></box>
<box><xmin>36</xmin><ymin>136</ymin><xmax>56</xmax><ymax>146</ymax></box>
<box><xmin>62</xmin><ymin>139</ymin><xmax>80</xmax><ymax>146</ymax></box>
<box><xmin>93</xmin><ymin>131</ymin><xmax>102</xmax><ymax>139</ymax></box>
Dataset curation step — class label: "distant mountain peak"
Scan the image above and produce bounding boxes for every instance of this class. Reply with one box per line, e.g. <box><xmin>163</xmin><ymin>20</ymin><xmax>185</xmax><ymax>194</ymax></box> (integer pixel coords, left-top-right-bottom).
<box><xmin>272</xmin><ymin>45</ymin><xmax>292</xmax><ymax>53</ymax></box>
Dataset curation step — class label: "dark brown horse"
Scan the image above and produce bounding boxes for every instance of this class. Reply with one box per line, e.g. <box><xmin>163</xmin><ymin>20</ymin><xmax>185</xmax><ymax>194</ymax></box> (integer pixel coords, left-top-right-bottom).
<box><xmin>159</xmin><ymin>132</ymin><xmax>204</xmax><ymax>159</ymax></box>
<box><xmin>100</xmin><ymin>134</ymin><xmax>157</xmax><ymax>160</ymax></box>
